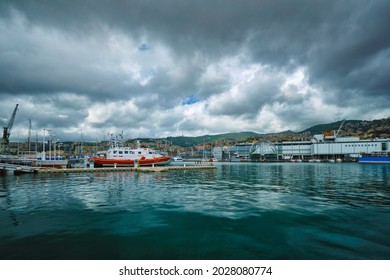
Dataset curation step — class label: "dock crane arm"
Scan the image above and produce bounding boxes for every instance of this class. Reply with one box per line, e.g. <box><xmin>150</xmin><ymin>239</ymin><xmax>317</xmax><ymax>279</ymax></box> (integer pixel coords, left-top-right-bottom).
<box><xmin>2</xmin><ymin>104</ymin><xmax>19</xmax><ymax>144</ymax></box>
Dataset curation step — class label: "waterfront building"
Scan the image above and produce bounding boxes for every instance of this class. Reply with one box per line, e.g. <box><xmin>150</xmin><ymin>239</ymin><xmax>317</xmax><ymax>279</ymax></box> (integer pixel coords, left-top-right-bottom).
<box><xmin>228</xmin><ymin>143</ymin><xmax>254</xmax><ymax>161</ymax></box>
<box><xmin>274</xmin><ymin>141</ymin><xmax>312</xmax><ymax>160</ymax></box>
<box><xmin>251</xmin><ymin>142</ymin><xmax>278</xmax><ymax>161</ymax></box>
<box><xmin>309</xmin><ymin>135</ymin><xmax>388</xmax><ymax>160</ymax></box>
<box><xmin>251</xmin><ymin>134</ymin><xmax>389</xmax><ymax>161</ymax></box>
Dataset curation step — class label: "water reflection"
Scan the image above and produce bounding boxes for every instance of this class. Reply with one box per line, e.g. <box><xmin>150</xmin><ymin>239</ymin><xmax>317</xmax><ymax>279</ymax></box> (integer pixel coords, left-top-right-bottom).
<box><xmin>1</xmin><ymin>163</ymin><xmax>389</xmax><ymax>216</ymax></box>
<box><xmin>1</xmin><ymin>162</ymin><xmax>389</xmax><ymax>259</ymax></box>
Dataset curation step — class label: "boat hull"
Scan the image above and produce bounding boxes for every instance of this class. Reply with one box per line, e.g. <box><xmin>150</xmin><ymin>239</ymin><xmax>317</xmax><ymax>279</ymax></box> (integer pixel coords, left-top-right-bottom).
<box><xmin>92</xmin><ymin>156</ymin><xmax>171</xmax><ymax>167</ymax></box>
<box><xmin>35</xmin><ymin>160</ymin><xmax>69</xmax><ymax>169</ymax></box>
<box><xmin>358</xmin><ymin>156</ymin><xmax>390</xmax><ymax>164</ymax></box>
<box><xmin>0</xmin><ymin>157</ymin><xmax>68</xmax><ymax>169</ymax></box>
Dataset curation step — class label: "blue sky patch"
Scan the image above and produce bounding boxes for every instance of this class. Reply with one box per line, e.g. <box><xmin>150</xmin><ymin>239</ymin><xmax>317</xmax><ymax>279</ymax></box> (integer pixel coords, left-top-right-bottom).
<box><xmin>182</xmin><ymin>95</ymin><xmax>200</xmax><ymax>105</ymax></box>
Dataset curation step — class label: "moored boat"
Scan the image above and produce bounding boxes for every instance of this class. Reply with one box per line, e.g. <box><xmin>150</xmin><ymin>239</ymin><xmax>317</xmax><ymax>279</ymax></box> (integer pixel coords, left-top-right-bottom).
<box><xmin>91</xmin><ymin>139</ymin><xmax>171</xmax><ymax>167</ymax></box>
<box><xmin>32</xmin><ymin>152</ymin><xmax>68</xmax><ymax>169</ymax></box>
<box><xmin>358</xmin><ymin>152</ymin><xmax>390</xmax><ymax>164</ymax></box>
<box><xmin>229</xmin><ymin>153</ymin><xmax>240</xmax><ymax>162</ymax></box>
<box><xmin>173</xmin><ymin>156</ymin><xmax>183</xmax><ymax>162</ymax></box>
<box><xmin>35</xmin><ymin>158</ymin><xmax>69</xmax><ymax>169</ymax></box>
<box><xmin>0</xmin><ymin>153</ymin><xmax>68</xmax><ymax>169</ymax></box>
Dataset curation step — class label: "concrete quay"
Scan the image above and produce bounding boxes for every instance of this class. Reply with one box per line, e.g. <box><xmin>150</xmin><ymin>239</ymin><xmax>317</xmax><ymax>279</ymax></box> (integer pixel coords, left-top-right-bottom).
<box><xmin>0</xmin><ymin>162</ymin><xmax>39</xmax><ymax>175</ymax></box>
<box><xmin>1</xmin><ymin>161</ymin><xmax>217</xmax><ymax>175</ymax></box>
<box><xmin>37</xmin><ymin>164</ymin><xmax>217</xmax><ymax>174</ymax></box>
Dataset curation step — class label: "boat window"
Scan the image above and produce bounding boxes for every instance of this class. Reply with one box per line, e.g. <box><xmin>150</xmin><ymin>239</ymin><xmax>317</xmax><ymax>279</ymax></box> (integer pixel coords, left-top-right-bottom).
<box><xmin>124</xmin><ymin>151</ymin><xmax>128</xmax><ymax>154</ymax></box>
<box><xmin>119</xmin><ymin>151</ymin><xmax>123</xmax><ymax>154</ymax></box>
<box><xmin>113</xmin><ymin>151</ymin><xmax>117</xmax><ymax>154</ymax></box>
<box><xmin>138</xmin><ymin>151</ymin><xmax>142</xmax><ymax>155</ymax></box>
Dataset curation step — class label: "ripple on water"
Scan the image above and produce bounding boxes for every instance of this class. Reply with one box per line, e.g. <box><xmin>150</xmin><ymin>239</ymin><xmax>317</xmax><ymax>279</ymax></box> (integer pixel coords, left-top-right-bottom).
<box><xmin>0</xmin><ymin>163</ymin><xmax>389</xmax><ymax>259</ymax></box>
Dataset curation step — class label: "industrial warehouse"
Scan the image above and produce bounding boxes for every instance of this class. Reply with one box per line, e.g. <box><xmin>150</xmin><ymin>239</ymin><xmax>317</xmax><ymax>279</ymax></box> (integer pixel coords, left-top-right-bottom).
<box><xmin>215</xmin><ymin>134</ymin><xmax>390</xmax><ymax>162</ymax></box>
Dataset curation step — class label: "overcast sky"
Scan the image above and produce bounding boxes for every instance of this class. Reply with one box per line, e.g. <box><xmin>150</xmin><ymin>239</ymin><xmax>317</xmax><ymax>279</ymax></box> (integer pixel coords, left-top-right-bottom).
<box><xmin>1</xmin><ymin>0</ymin><xmax>389</xmax><ymax>141</ymax></box>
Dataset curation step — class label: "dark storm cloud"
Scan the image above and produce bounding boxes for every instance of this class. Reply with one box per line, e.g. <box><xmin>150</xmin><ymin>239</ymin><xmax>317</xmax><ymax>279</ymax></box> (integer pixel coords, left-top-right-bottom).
<box><xmin>0</xmin><ymin>0</ymin><xmax>389</xmax><ymax>139</ymax></box>
<box><xmin>2</xmin><ymin>0</ymin><xmax>389</xmax><ymax>94</ymax></box>
<box><xmin>306</xmin><ymin>2</ymin><xmax>390</xmax><ymax>101</ymax></box>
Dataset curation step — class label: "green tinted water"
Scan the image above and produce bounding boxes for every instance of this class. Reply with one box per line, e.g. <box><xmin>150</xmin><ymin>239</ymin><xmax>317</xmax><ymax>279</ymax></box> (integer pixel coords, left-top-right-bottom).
<box><xmin>0</xmin><ymin>162</ymin><xmax>389</xmax><ymax>259</ymax></box>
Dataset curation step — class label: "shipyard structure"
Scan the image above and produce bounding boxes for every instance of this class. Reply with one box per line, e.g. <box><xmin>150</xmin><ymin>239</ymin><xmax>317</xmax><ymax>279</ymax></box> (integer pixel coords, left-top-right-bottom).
<box><xmin>213</xmin><ymin>134</ymin><xmax>389</xmax><ymax>162</ymax></box>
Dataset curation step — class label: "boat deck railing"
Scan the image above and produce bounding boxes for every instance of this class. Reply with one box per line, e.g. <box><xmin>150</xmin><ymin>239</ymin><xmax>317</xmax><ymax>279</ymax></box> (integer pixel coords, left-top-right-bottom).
<box><xmin>362</xmin><ymin>151</ymin><xmax>389</xmax><ymax>157</ymax></box>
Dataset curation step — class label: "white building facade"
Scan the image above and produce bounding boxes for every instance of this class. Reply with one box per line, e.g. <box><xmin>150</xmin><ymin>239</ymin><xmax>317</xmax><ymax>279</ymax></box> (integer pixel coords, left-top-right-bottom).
<box><xmin>226</xmin><ymin>135</ymin><xmax>390</xmax><ymax>161</ymax></box>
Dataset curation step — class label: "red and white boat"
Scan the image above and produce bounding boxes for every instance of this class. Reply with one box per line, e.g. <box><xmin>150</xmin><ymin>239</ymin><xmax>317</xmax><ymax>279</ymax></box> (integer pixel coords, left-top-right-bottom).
<box><xmin>91</xmin><ymin>138</ymin><xmax>171</xmax><ymax>168</ymax></box>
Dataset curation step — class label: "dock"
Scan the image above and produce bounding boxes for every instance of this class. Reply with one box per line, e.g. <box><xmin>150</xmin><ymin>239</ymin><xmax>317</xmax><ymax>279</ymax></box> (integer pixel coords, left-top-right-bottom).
<box><xmin>0</xmin><ymin>162</ymin><xmax>39</xmax><ymax>175</ymax></box>
<box><xmin>1</xmin><ymin>162</ymin><xmax>216</xmax><ymax>175</ymax></box>
<box><xmin>38</xmin><ymin>164</ymin><xmax>217</xmax><ymax>174</ymax></box>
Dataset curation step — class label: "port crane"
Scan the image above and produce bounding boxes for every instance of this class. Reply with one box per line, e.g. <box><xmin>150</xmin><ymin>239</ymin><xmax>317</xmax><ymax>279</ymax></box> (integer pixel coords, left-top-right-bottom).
<box><xmin>1</xmin><ymin>104</ymin><xmax>19</xmax><ymax>153</ymax></box>
<box><xmin>335</xmin><ymin>118</ymin><xmax>346</xmax><ymax>137</ymax></box>
<box><xmin>323</xmin><ymin>118</ymin><xmax>346</xmax><ymax>140</ymax></box>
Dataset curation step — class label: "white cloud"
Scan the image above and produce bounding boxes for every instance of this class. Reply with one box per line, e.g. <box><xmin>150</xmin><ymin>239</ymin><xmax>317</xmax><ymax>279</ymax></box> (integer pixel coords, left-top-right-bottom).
<box><xmin>1</xmin><ymin>2</ymin><xmax>389</xmax><ymax>141</ymax></box>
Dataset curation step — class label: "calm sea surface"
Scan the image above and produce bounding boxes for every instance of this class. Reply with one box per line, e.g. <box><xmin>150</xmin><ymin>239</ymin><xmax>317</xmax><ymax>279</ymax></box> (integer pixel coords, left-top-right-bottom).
<box><xmin>0</xmin><ymin>162</ymin><xmax>389</xmax><ymax>260</ymax></box>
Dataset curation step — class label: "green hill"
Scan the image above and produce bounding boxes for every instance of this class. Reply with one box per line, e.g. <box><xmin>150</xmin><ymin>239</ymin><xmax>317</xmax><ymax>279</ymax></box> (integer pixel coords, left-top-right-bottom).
<box><xmin>299</xmin><ymin>120</ymin><xmax>359</xmax><ymax>135</ymax></box>
<box><xmin>300</xmin><ymin>118</ymin><xmax>390</xmax><ymax>138</ymax></box>
<box><xmin>167</xmin><ymin>132</ymin><xmax>261</xmax><ymax>147</ymax></box>
<box><xmin>128</xmin><ymin>117</ymin><xmax>390</xmax><ymax>148</ymax></box>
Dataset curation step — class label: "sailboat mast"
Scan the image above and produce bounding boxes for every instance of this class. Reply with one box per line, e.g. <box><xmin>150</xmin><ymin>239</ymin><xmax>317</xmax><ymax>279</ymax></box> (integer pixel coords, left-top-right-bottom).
<box><xmin>28</xmin><ymin>119</ymin><xmax>32</xmax><ymax>154</ymax></box>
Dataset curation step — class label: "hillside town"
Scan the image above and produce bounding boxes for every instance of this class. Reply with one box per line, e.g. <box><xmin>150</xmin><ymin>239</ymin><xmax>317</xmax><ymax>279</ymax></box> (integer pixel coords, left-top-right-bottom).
<box><xmin>3</xmin><ymin>117</ymin><xmax>389</xmax><ymax>163</ymax></box>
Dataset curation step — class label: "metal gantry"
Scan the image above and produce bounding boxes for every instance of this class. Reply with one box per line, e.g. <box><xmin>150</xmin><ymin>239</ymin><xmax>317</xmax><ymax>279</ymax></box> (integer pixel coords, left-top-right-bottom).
<box><xmin>1</xmin><ymin>104</ymin><xmax>19</xmax><ymax>153</ymax></box>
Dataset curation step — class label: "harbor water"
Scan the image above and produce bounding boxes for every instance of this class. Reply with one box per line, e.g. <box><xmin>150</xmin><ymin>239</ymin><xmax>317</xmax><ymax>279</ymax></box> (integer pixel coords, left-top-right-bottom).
<box><xmin>0</xmin><ymin>162</ymin><xmax>389</xmax><ymax>260</ymax></box>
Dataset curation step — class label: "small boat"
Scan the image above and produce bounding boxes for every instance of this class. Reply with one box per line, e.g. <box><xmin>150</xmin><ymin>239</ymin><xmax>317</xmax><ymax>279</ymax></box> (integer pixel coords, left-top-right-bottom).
<box><xmin>229</xmin><ymin>153</ymin><xmax>240</xmax><ymax>162</ymax></box>
<box><xmin>0</xmin><ymin>153</ymin><xmax>68</xmax><ymax>169</ymax></box>
<box><xmin>91</xmin><ymin>139</ymin><xmax>171</xmax><ymax>168</ymax></box>
<box><xmin>34</xmin><ymin>154</ymin><xmax>68</xmax><ymax>169</ymax></box>
<box><xmin>173</xmin><ymin>156</ymin><xmax>183</xmax><ymax>162</ymax></box>
<box><xmin>358</xmin><ymin>152</ymin><xmax>390</xmax><ymax>164</ymax></box>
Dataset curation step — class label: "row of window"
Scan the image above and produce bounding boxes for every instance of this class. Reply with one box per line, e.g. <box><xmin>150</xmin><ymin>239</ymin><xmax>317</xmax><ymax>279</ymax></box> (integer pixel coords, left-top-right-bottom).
<box><xmin>345</xmin><ymin>144</ymin><xmax>378</xmax><ymax>147</ymax></box>
<box><xmin>113</xmin><ymin>150</ymin><xmax>136</xmax><ymax>155</ymax></box>
<box><xmin>112</xmin><ymin>150</ymin><xmax>157</xmax><ymax>155</ymax></box>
